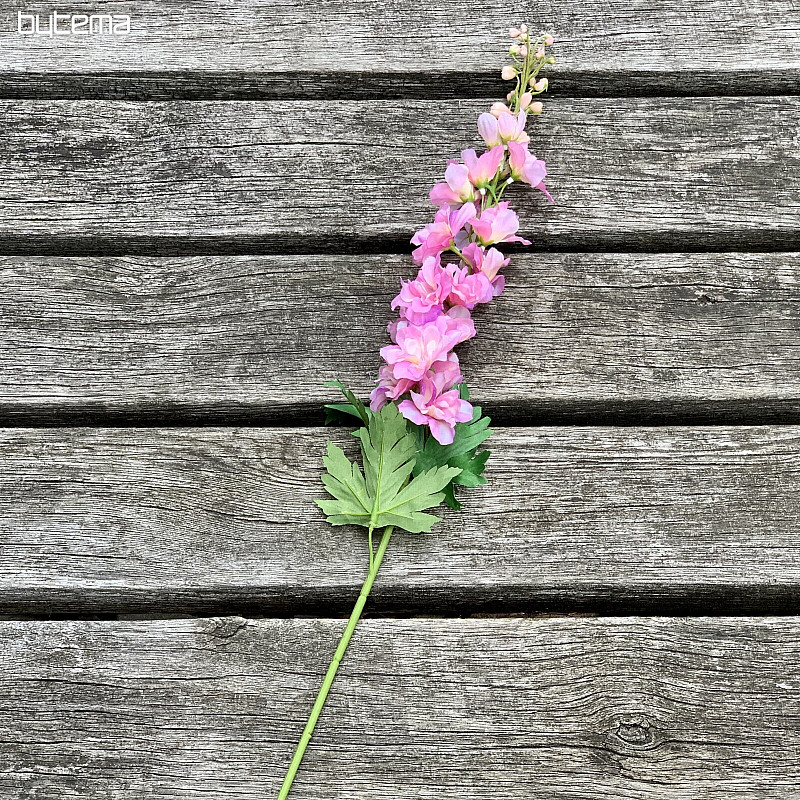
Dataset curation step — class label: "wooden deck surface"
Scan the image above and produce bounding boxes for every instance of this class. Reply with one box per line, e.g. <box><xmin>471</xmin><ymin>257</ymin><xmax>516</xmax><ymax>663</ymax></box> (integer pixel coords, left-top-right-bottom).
<box><xmin>1</xmin><ymin>2</ymin><xmax>799</xmax><ymax>797</ymax></box>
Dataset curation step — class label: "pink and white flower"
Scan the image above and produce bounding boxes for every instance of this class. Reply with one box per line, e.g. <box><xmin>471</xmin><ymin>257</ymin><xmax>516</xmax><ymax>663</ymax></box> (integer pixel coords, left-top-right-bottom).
<box><xmin>447</xmin><ymin>263</ymin><xmax>495</xmax><ymax>309</ymax></box>
<box><xmin>460</xmin><ymin>243</ymin><xmax>509</xmax><ymax>296</ymax></box>
<box><xmin>477</xmin><ymin>111</ymin><xmax>529</xmax><ymax>147</ymax></box>
<box><xmin>507</xmin><ymin>141</ymin><xmax>553</xmax><ymax>201</ymax></box>
<box><xmin>379</xmin><ymin>312</ymin><xmax>474</xmax><ymax>382</ymax></box>
<box><xmin>398</xmin><ymin>371</ymin><xmax>473</xmax><ymax>445</ymax></box>
<box><xmin>391</xmin><ymin>256</ymin><xmax>452</xmax><ymax>324</ymax></box>
<box><xmin>461</xmin><ymin>146</ymin><xmax>505</xmax><ymax>188</ymax></box>
<box><xmin>411</xmin><ymin>202</ymin><xmax>476</xmax><ymax>264</ymax></box>
<box><xmin>429</xmin><ymin>162</ymin><xmax>476</xmax><ymax>206</ymax></box>
<box><xmin>469</xmin><ymin>201</ymin><xmax>531</xmax><ymax>246</ymax></box>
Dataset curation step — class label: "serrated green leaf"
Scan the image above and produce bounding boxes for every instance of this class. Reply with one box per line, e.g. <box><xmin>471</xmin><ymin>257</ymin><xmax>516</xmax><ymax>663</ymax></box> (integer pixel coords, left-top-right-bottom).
<box><xmin>410</xmin><ymin>391</ymin><xmax>492</xmax><ymax>510</ymax></box>
<box><xmin>317</xmin><ymin>403</ymin><xmax>460</xmax><ymax>533</ymax></box>
<box><xmin>450</xmin><ymin>448</ymin><xmax>490</xmax><ymax>488</ymax></box>
<box><xmin>413</xmin><ymin>404</ymin><xmax>492</xmax><ymax>474</ymax></box>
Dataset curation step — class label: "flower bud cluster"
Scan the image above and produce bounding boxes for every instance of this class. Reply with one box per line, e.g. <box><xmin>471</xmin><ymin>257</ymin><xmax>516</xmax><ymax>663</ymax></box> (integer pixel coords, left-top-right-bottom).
<box><xmin>503</xmin><ymin>26</ymin><xmax>555</xmax><ymax>117</ymax></box>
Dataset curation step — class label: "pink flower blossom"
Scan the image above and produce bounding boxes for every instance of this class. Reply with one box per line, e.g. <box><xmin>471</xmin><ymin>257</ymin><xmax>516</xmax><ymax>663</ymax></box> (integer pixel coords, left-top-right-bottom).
<box><xmin>461</xmin><ymin>243</ymin><xmax>509</xmax><ymax>296</ymax></box>
<box><xmin>478</xmin><ymin>111</ymin><xmax>529</xmax><ymax>147</ymax></box>
<box><xmin>507</xmin><ymin>141</ymin><xmax>553</xmax><ymax>201</ymax></box>
<box><xmin>369</xmin><ymin>363</ymin><xmax>417</xmax><ymax>411</ymax></box>
<box><xmin>429</xmin><ymin>162</ymin><xmax>476</xmax><ymax>206</ymax></box>
<box><xmin>461</xmin><ymin>145</ymin><xmax>505</xmax><ymax>188</ymax></box>
<box><xmin>411</xmin><ymin>202</ymin><xmax>476</xmax><ymax>264</ymax></box>
<box><xmin>469</xmin><ymin>201</ymin><xmax>531</xmax><ymax>246</ymax></box>
<box><xmin>447</xmin><ymin>263</ymin><xmax>495</xmax><ymax>309</ymax></box>
<box><xmin>391</xmin><ymin>256</ymin><xmax>452</xmax><ymax>324</ymax></box>
<box><xmin>398</xmin><ymin>371</ymin><xmax>473</xmax><ymax>445</ymax></box>
<box><xmin>380</xmin><ymin>312</ymin><xmax>474</xmax><ymax>382</ymax></box>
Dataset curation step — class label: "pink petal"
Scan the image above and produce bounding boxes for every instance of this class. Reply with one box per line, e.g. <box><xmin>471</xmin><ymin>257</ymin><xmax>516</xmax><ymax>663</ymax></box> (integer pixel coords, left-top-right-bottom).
<box><xmin>428</xmin><ymin>418</ymin><xmax>455</xmax><ymax>445</ymax></box>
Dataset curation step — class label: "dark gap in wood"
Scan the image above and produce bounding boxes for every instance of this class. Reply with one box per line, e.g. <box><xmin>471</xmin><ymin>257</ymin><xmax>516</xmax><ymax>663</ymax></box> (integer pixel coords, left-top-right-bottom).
<box><xmin>1</xmin><ymin>399</ymin><xmax>798</xmax><ymax>428</ymax></box>
<box><xmin>0</xmin><ymin>582</ymin><xmax>797</xmax><ymax>621</ymax></box>
<box><xmin>0</xmin><ymin>232</ymin><xmax>798</xmax><ymax>257</ymax></box>
<box><xmin>0</xmin><ymin>70</ymin><xmax>796</xmax><ymax>100</ymax></box>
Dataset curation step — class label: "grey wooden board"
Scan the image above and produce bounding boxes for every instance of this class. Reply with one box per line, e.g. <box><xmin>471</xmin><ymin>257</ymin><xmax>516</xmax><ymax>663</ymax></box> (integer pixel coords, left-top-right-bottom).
<box><xmin>0</xmin><ymin>98</ymin><xmax>798</xmax><ymax>251</ymax></box>
<box><xmin>2</xmin><ymin>425</ymin><xmax>799</xmax><ymax>615</ymax></box>
<box><xmin>0</xmin><ymin>1</ymin><xmax>797</xmax><ymax>96</ymax></box>
<box><xmin>2</xmin><ymin>616</ymin><xmax>799</xmax><ymax>798</ymax></box>
<box><xmin>2</xmin><ymin>253</ymin><xmax>799</xmax><ymax>424</ymax></box>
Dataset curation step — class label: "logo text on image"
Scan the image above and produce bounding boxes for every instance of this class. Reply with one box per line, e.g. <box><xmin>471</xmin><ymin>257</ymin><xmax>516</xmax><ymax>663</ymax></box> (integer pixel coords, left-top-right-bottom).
<box><xmin>17</xmin><ymin>11</ymin><xmax>131</xmax><ymax>36</ymax></box>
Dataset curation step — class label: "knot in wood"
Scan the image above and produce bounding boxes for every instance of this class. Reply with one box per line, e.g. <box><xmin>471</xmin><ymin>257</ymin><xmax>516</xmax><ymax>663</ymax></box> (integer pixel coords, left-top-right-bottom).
<box><xmin>612</xmin><ymin>715</ymin><xmax>658</xmax><ymax>749</ymax></box>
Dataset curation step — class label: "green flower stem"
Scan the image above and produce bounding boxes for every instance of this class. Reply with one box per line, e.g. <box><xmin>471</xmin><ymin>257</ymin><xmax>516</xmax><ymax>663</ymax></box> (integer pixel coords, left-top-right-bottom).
<box><xmin>276</xmin><ymin>525</ymin><xmax>394</xmax><ymax>799</ymax></box>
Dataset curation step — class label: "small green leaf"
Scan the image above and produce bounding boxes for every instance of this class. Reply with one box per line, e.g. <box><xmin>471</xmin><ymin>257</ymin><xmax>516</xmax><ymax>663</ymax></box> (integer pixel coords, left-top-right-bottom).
<box><xmin>317</xmin><ymin>403</ymin><xmax>460</xmax><ymax>533</ymax></box>
<box><xmin>324</xmin><ymin>380</ymin><xmax>370</xmax><ymax>426</ymax></box>
<box><xmin>324</xmin><ymin>402</ymin><xmax>364</xmax><ymax>426</ymax></box>
<box><xmin>450</xmin><ymin>448</ymin><xmax>490</xmax><ymax>488</ymax></box>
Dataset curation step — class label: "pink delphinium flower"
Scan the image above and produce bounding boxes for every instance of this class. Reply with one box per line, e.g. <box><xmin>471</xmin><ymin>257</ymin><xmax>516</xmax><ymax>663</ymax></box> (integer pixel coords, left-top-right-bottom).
<box><xmin>460</xmin><ymin>243</ymin><xmax>509</xmax><ymax>296</ymax></box>
<box><xmin>507</xmin><ymin>141</ymin><xmax>553</xmax><ymax>201</ymax></box>
<box><xmin>469</xmin><ymin>201</ymin><xmax>531</xmax><ymax>246</ymax></box>
<box><xmin>429</xmin><ymin>162</ymin><xmax>476</xmax><ymax>206</ymax></box>
<box><xmin>477</xmin><ymin>110</ymin><xmax>529</xmax><ymax>147</ymax></box>
<box><xmin>379</xmin><ymin>312</ymin><xmax>475</xmax><ymax>382</ymax></box>
<box><xmin>398</xmin><ymin>371</ymin><xmax>473</xmax><ymax>445</ymax></box>
<box><xmin>411</xmin><ymin>202</ymin><xmax>476</xmax><ymax>264</ymax></box>
<box><xmin>461</xmin><ymin>146</ymin><xmax>505</xmax><ymax>188</ymax></box>
<box><xmin>369</xmin><ymin>363</ymin><xmax>417</xmax><ymax>411</ymax></box>
<box><xmin>391</xmin><ymin>255</ymin><xmax>452</xmax><ymax>324</ymax></box>
<box><xmin>447</xmin><ymin>263</ymin><xmax>495</xmax><ymax>309</ymax></box>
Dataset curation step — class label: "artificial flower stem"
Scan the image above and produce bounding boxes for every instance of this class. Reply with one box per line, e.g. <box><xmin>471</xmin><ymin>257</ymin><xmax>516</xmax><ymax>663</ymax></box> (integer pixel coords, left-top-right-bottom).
<box><xmin>276</xmin><ymin>525</ymin><xmax>394</xmax><ymax>800</ymax></box>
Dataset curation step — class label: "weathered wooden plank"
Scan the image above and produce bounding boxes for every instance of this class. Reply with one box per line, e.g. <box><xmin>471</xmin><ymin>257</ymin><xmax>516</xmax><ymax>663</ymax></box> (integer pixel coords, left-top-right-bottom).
<box><xmin>1</xmin><ymin>425</ymin><xmax>798</xmax><ymax>615</ymax></box>
<box><xmin>0</xmin><ymin>98</ymin><xmax>797</xmax><ymax>251</ymax></box>
<box><xmin>0</xmin><ymin>1</ymin><xmax>797</xmax><ymax>97</ymax></box>
<box><xmin>1</xmin><ymin>617</ymin><xmax>798</xmax><ymax>798</ymax></box>
<box><xmin>2</xmin><ymin>253</ymin><xmax>798</xmax><ymax>424</ymax></box>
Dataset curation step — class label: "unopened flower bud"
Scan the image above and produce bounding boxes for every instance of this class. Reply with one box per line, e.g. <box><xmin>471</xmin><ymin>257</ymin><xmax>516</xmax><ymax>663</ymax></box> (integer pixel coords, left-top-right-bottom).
<box><xmin>509</xmin><ymin>44</ymin><xmax>520</xmax><ymax>55</ymax></box>
<box><xmin>533</xmin><ymin>78</ymin><xmax>548</xmax><ymax>92</ymax></box>
<box><xmin>501</xmin><ymin>65</ymin><xmax>517</xmax><ymax>81</ymax></box>
<box><xmin>506</xmin><ymin>91</ymin><xmax>515</xmax><ymax>100</ymax></box>
<box><xmin>519</xmin><ymin>92</ymin><xmax>533</xmax><ymax>109</ymax></box>
<box><xmin>519</xmin><ymin>24</ymin><xmax>528</xmax><ymax>33</ymax></box>
<box><xmin>544</xmin><ymin>35</ymin><xmax>555</xmax><ymax>46</ymax></box>
<box><xmin>535</xmin><ymin>47</ymin><xmax>546</xmax><ymax>59</ymax></box>
<box><xmin>545</xmin><ymin>56</ymin><xmax>556</xmax><ymax>64</ymax></box>
<box><xmin>508</xmin><ymin>27</ymin><xmax>520</xmax><ymax>38</ymax></box>
<box><xmin>529</xmin><ymin>101</ymin><xmax>544</xmax><ymax>115</ymax></box>
<box><xmin>518</xmin><ymin>45</ymin><xmax>528</xmax><ymax>57</ymax></box>
<box><xmin>491</xmin><ymin>101</ymin><xmax>511</xmax><ymax>117</ymax></box>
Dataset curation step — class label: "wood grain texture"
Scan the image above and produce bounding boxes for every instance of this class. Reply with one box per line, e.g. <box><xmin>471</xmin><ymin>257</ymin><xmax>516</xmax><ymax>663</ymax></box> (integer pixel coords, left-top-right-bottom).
<box><xmin>0</xmin><ymin>98</ymin><xmax>798</xmax><ymax>251</ymax></box>
<box><xmin>2</xmin><ymin>616</ymin><xmax>798</xmax><ymax>798</ymax></box>
<box><xmin>1</xmin><ymin>425</ymin><xmax>799</xmax><ymax>615</ymax></box>
<box><xmin>2</xmin><ymin>253</ymin><xmax>799</xmax><ymax>424</ymax></box>
<box><xmin>0</xmin><ymin>1</ymin><xmax>797</xmax><ymax>97</ymax></box>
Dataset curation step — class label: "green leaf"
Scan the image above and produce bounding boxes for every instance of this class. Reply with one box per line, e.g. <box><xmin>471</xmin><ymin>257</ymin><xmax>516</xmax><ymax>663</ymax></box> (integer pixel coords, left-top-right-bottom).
<box><xmin>413</xmin><ymin>404</ymin><xmax>492</xmax><ymax>474</ymax></box>
<box><xmin>324</xmin><ymin>380</ymin><xmax>370</xmax><ymax>426</ymax></box>
<box><xmin>324</xmin><ymin>402</ymin><xmax>364</xmax><ymax>426</ymax></box>
<box><xmin>450</xmin><ymin>448</ymin><xmax>491</xmax><ymax>488</ymax></box>
<box><xmin>316</xmin><ymin>403</ymin><xmax>460</xmax><ymax>533</ymax></box>
<box><xmin>411</xmin><ymin>395</ymin><xmax>493</xmax><ymax>510</ymax></box>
